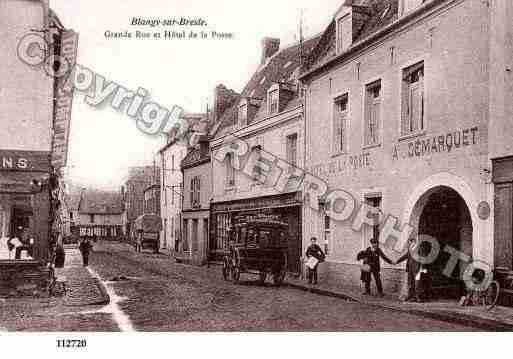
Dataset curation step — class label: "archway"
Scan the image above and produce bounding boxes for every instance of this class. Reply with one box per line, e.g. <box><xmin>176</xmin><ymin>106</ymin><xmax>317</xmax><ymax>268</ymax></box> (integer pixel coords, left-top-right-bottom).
<box><xmin>411</xmin><ymin>186</ymin><xmax>473</xmax><ymax>297</ymax></box>
<box><xmin>402</xmin><ymin>173</ymin><xmax>480</xmax><ymax>299</ymax></box>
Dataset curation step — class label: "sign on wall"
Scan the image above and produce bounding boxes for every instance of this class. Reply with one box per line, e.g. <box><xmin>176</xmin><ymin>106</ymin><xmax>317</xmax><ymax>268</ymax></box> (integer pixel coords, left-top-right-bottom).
<box><xmin>0</xmin><ymin>150</ymin><xmax>50</xmax><ymax>172</ymax></box>
<box><xmin>51</xmin><ymin>30</ymin><xmax>79</xmax><ymax>169</ymax></box>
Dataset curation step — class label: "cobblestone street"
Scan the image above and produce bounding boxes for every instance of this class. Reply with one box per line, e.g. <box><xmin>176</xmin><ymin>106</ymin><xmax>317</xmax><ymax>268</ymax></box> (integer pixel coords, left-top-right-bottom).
<box><xmin>0</xmin><ymin>241</ymin><xmax>482</xmax><ymax>332</ymax></box>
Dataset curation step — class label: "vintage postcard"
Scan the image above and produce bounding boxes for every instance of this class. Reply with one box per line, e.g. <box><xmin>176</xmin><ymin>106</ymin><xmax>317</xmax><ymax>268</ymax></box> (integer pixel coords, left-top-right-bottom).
<box><xmin>1</xmin><ymin>0</ymin><xmax>513</xmax><ymax>356</ymax></box>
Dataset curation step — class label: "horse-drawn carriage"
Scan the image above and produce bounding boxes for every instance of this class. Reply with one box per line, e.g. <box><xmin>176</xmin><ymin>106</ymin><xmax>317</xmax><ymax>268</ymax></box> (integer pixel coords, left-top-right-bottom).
<box><xmin>221</xmin><ymin>216</ymin><xmax>288</xmax><ymax>286</ymax></box>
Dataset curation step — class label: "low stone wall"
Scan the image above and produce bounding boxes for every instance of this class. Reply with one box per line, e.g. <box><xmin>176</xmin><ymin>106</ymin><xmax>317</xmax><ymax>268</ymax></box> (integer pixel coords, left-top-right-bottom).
<box><xmin>0</xmin><ymin>261</ymin><xmax>49</xmax><ymax>297</ymax></box>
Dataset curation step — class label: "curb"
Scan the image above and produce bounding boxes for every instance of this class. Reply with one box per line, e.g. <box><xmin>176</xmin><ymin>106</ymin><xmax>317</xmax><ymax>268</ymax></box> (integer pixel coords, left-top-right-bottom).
<box><xmin>287</xmin><ymin>282</ymin><xmax>513</xmax><ymax>331</ymax></box>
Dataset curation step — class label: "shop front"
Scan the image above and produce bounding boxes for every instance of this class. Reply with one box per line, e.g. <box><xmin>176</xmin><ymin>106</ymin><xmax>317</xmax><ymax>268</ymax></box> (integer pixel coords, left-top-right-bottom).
<box><xmin>210</xmin><ymin>192</ymin><xmax>302</xmax><ymax>274</ymax></box>
<box><xmin>0</xmin><ymin>150</ymin><xmax>52</xmax><ymax>295</ymax></box>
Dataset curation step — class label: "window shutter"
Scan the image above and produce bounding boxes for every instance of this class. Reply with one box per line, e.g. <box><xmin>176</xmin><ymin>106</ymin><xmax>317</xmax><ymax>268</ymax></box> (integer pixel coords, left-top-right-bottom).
<box><xmin>197</xmin><ymin>177</ymin><xmax>201</xmax><ymax>205</ymax></box>
<box><xmin>410</xmin><ymin>84</ymin><xmax>420</xmax><ymax>133</ymax></box>
<box><xmin>371</xmin><ymin>100</ymin><xmax>380</xmax><ymax>144</ymax></box>
<box><xmin>190</xmin><ymin>178</ymin><xmax>194</xmax><ymax>206</ymax></box>
<box><xmin>401</xmin><ymin>82</ymin><xmax>410</xmax><ymax>135</ymax></box>
<box><xmin>333</xmin><ymin>114</ymin><xmax>341</xmax><ymax>154</ymax></box>
<box><xmin>340</xmin><ymin>114</ymin><xmax>346</xmax><ymax>152</ymax></box>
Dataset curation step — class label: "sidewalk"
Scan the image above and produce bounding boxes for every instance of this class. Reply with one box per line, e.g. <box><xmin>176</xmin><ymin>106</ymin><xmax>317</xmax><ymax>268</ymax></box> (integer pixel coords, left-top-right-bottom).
<box><xmin>55</xmin><ymin>246</ymin><xmax>110</xmax><ymax>307</ymax></box>
<box><xmin>286</xmin><ymin>277</ymin><xmax>513</xmax><ymax>331</ymax></box>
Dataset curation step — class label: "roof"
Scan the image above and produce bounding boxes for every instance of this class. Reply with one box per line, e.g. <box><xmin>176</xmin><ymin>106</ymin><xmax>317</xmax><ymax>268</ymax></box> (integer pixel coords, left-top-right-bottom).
<box><xmin>158</xmin><ymin>112</ymin><xmax>209</xmax><ymax>154</ymax></box>
<box><xmin>212</xmin><ymin>35</ymin><xmax>321</xmax><ymax>138</ymax></box>
<box><xmin>303</xmin><ymin>0</ymin><xmax>398</xmax><ymax>76</ymax></box>
<box><xmin>79</xmin><ymin>190</ymin><xmax>124</xmax><ymax>215</ymax></box>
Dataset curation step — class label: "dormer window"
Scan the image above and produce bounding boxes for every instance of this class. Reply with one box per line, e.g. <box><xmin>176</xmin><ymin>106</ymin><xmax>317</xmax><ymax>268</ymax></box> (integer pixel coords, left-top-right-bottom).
<box><xmin>269</xmin><ymin>89</ymin><xmax>279</xmax><ymax>115</ymax></box>
<box><xmin>401</xmin><ymin>0</ymin><xmax>426</xmax><ymax>16</ymax></box>
<box><xmin>336</xmin><ymin>13</ymin><xmax>351</xmax><ymax>54</ymax></box>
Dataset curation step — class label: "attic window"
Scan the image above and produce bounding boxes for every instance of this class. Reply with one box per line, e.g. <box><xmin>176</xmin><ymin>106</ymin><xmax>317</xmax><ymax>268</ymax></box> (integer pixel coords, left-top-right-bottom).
<box><xmin>336</xmin><ymin>14</ymin><xmax>351</xmax><ymax>54</ymax></box>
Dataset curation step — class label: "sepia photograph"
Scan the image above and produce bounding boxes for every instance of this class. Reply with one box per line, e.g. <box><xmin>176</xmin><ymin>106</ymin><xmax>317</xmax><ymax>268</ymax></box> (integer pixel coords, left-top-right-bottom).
<box><xmin>1</xmin><ymin>0</ymin><xmax>513</xmax><ymax>355</ymax></box>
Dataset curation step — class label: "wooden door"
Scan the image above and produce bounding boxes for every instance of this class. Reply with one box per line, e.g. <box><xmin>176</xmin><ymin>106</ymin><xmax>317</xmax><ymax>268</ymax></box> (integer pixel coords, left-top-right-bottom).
<box><xmin>494</xmin><ymin>183</ymin><xmax>513</xmax><ymax>270</ymax></box>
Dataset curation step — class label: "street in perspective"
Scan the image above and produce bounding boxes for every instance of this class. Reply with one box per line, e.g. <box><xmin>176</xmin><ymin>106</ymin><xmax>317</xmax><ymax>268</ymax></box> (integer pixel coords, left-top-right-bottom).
<box><xmin>3</xmin><ymin>0</ymin><xmax>513</xmax><ymax>343</ymax></box>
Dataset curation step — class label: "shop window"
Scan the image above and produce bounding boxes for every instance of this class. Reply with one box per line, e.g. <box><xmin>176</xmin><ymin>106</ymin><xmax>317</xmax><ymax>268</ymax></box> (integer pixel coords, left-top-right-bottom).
<box><xmin>90</xmin><ymin>214</ymin><xmax>95</xmax><ymax>223</ymax></box>
<box><xmin>401</xmin><ymin>62</ymin><xmax>424</xmax><ymax>136</ymax></box>
<box><xmin>333</xmin><ymin>94</ymin><xmax>348</xmax><ymax>155</ymax></box>
<box><xmin>0</xmin><ymin>200</ymin><xmax>36</xmax><ymax>261</ymax></box>
<box><xmin>364</xmin><ymin>80</ymin><xmax>381</xmax><ymax>146</ymax></box>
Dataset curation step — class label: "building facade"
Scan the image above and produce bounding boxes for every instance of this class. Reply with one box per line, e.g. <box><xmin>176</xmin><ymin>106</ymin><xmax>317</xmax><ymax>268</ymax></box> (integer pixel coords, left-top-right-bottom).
<box><xmin>181</xmin><ymin>137</ymin><xmax>211</xmax><ymax>265</ymax></box>
<box><xmin>122</xmin><ymin>166</ymin><xmax>154</xmax><ymax>237</ymax></box>
<box><xmin>0</xmin><ymin>0</ymin><xmax>76</xmax><ymax>294</ymax></box>
<box><xmin>210</xmin><ymin>36</ymin><xmax>319</xmax><ymax>274</ymax></box>
<box><xmin>300</xmin><ymin>0</ymin><xmax>510</xmax><ymax>297</ymax></box>
<box><xmin>78</xmin><ymin>190</ymin><xmax>124</xmax><ymax>240</ymax></box>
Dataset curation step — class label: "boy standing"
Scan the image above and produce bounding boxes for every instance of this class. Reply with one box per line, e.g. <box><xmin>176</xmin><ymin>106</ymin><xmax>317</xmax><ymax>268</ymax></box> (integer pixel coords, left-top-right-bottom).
<box><xmin>305</xmin><ymin>237</ymin><xmax>325</xmax><ymax>285</ymax></box>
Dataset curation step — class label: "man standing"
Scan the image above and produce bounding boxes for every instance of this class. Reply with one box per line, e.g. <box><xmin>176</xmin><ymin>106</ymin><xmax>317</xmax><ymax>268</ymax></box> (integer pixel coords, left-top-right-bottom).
<box><xmin>357</xmin><ymin>238</ymin><xmax>393</xmax><ymax>297</ymax></box>
<box><xmin>79</xmin><ymin>238</ymin><xmax>93</xmax><ymax>267</ymax></box>
<box><xmin>396</xmin><ymin>237</ymin><xmax>420</xmax><ymax>302</ymax></box>
<box><xmin>305</xmin><ymin>237</ymin><xmax>325</xmax><ymax>285</ymax></box>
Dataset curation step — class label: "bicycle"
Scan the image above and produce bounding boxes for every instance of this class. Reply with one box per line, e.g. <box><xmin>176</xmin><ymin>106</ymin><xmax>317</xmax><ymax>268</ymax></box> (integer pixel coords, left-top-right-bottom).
<box><xmin>460</xmin><ymin>279</ymin><xmax>500</xmax><ymax>310</ymax></box>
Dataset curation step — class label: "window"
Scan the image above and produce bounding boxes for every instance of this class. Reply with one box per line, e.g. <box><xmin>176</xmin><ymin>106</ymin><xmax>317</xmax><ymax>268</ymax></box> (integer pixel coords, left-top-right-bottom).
<box><xmin>171</xmin><ymin>155</ymin><xmax>175</xmax><ymax>171</ymax></box>
<box><xmin>286</xmin><ymin>133</ymin><xmax>298</xmax><ymax>166</ymax></box>
<box><xmin>364</xmin><ymin>80</ymin><xmax>382</xmax><ymax>146</ymax></box>
<box><xmin>250</xmin><ymin>145</ymin><xmax>263</xmax><ymax>182</ymax></box>
<box><xmin>324</xmin><ymin>215</ymin><xmax>331</xmax><ymax>256</ymax></box>
<box><xmin>90</xmin><ymin>214</ymin><xmax>95</xmax><ymax>224</ymax></box>
<box><xmin>364</xmin><ymin>195</ymin><xmax>382</xmax><ymax>244</ymax></box>
<box><xmin>192</xmin><ymin>219</ymin><xmax>199</xmax><ymax>252</ymax></box>
<box><xmin>333</xmin><ymin>94</ymin><xmax>348</xmax><ymax>154</ymax></box>
<box><xmin>269</xmin><ymin>89</ymin><xmax>279</xmax><ymax>115</ymax></box>
<box><xmin>182</xmin><ymin>219</ymin><xmax>189</xmax><ymax>252</ymax></box>
<box><xmin>402</xmin><ymin>62</ymin><xmax>424</xmax><ymax>136</ymax></box>
<box><xmin>238</xmin><ymin>103</ymin><xmax>247</xmax><ymax>126</ymax></box>
<box><xmin>337</xmin><ymin>14</ymin><xmax>351</xmax><ymax>53</ymax></box>
<box><xmin>69</xmin><ymin>212</ymin><xmax>73</xmax><ymax>220</ymax></box>
<box><xmin>225</xmin><ymin>153</ymin><xmax>235</xmax><ymax>187</ymax></box>
<box><xmin>190</xmin><ymin>176</ymin><xmax>201</xmax><ymax>208</ymax></box>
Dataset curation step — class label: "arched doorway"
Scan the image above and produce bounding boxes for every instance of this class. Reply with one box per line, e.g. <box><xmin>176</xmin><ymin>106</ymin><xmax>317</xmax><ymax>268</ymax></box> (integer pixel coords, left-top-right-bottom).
<box><xmin>410</xmin><ymin>186</ymin><xmax>473</xmax><ymax>298</ymax></box>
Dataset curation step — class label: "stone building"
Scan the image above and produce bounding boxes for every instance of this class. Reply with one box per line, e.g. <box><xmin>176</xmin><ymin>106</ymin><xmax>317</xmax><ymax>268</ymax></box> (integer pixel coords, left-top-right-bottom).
<box><xmin>122</xmin><ymin>166</ymin><xmax>154</xmax><ymax>236</ymax></box>
<box><xmin>210</xmin><ymin>35</ymin><xmax>319</xmax><ymax>274</ymax></box>
<box><xmin>299</xmin><ymin>0</ymin><xmax>512</xmax><ymax>299</ymax></box>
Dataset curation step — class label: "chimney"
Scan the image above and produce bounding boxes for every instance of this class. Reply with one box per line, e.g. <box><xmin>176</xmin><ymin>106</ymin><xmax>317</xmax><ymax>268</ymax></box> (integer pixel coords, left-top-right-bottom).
<box><xmin>213</xmin><ymin>84</ymin><xmax>239</xmax><ymax>123</ymax></box>
<box><xmin>261</xmin><ymin>37</ymin><xmax>280</xmax><ymax>65</ymax></box>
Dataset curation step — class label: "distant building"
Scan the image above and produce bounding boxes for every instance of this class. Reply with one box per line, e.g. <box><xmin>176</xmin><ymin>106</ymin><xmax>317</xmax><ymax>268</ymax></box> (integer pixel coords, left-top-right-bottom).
<box><xmin>122</xmin><ymin>166</ymin><xmax>154</xmax><ymax>236</ymax></box>
<box><xmin>78</xmin><ymin>190</ymin><xmax>124</xmax><ymax>240</ymax></box>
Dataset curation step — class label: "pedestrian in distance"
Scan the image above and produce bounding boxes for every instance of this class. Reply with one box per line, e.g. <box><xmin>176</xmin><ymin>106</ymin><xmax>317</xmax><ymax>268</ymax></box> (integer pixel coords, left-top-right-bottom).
<box><xmin>305</xmin><ymin>237</ymin><xmax>325</xmax><ymax>285</ymax></box>
<box><xmin>357</xmin><ymin>238</ymin><xmax>393</xmax><ymax>297</ymax></box>
<box><xmin>79</xmin><ymin>238</ymin><xmax>93</xmax><ymax>267</ymax></box>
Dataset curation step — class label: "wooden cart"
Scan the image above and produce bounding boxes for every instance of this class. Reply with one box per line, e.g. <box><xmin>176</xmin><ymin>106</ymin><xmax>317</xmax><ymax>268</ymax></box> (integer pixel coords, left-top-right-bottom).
<box><xmin>222</xmin><ymin>216</ymin><xmax>288</xmax><ymax>286</ymax></box>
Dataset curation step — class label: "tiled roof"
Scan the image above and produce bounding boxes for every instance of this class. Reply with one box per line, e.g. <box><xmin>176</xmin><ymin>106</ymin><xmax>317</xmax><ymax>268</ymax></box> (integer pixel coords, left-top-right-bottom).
<box><xmin>213</xmin><ymin>35</ymin><xmax>321</xmax><ymax>138</ymax></box>
<box><xmin>304</xmin><ymin>0</ymin><xmax>398</xmax><ymax>74</ymax></box>
<box><xmin>79</xmin><ymin>190</ymin><xmax>124</xmax><ymax>215</ymax></box>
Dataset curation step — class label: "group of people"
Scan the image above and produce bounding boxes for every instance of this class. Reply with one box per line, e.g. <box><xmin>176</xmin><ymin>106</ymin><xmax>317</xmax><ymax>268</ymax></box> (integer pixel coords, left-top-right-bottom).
<box><xmin>1</xmin><ymin>227</ymin><xmax>35</xmax><ymax>260</ymax></box>
<box><xmin>305</xmin><ymin>236</ymin><xmax>432</xmax><ymax>302</ymax></box>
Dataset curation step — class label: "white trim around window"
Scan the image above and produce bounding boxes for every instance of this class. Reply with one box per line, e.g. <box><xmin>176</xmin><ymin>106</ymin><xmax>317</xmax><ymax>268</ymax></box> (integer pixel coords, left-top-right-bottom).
<box><xmin>361</xmin><ymin>74</ymin><xmax>385</xmax><ymax>150</ymax></box>
<box><xmin>330</xmin><ymin>89</ymin><xmax>351</xmax><ymax>157</ymax></box>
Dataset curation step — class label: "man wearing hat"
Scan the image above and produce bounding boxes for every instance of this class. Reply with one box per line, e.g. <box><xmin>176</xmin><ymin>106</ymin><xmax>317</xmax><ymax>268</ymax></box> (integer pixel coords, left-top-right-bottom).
<box><xmin>357</xmin><ymin>238</ymin><xmax>393</xmax><ymax>297</ymax></box>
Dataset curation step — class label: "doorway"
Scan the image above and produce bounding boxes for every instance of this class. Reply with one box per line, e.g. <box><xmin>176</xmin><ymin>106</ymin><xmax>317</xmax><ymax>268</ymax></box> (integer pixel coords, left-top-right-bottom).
<box><xmin>414</xmin><ymin>186</ymin><xmax>473</xmax><ymax>298</ymax></box>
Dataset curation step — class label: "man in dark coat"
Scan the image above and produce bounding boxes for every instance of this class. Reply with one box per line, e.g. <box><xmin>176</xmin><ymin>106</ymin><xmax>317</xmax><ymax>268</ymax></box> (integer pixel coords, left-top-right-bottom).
<box><xmin>305</xmin><ymin>237</ymin><xmax>325</xmax><ymax>285</ymax></box>
<box><xmin>357</xmin><ymin>238</ymin><xmax>393</xmax><ymax>297</ymax></box>
<box><xmin>79</xmin><ymin>238</ymin><xmax>93</xmax><ymax>267</ymax></box>
<box><xmin>396</xmin><ymin>237</ymin><xmax>421</xmax><ymax>302</ymax></box>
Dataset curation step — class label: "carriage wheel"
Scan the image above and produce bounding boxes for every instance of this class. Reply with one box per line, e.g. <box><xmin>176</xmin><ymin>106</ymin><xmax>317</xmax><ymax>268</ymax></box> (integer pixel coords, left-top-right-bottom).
<box><xmin>232</xmin><ymin>264</ymin><xmax>241</xmax><ymax>283</ymax></box>
<box><xmin>259</xmin><ymin>270</ymin><xmax>267</xmax><ymax>284</ymax></box>
<box><xmin>222</xmin><ymin>259</ymin><xmax>231</xmax><ymax>281</ymax></box>
<box><xmin>484</xmin><ymin>280</ymin><xmax>500</xmax><ymax>310</ymax></box>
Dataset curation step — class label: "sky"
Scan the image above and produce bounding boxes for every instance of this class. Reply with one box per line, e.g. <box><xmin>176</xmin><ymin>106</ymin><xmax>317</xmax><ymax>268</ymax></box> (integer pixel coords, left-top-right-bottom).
<box><xmin>51</xmin><ymin>0</ymin><xmax>343</xmax><ymax>190</ymax></box>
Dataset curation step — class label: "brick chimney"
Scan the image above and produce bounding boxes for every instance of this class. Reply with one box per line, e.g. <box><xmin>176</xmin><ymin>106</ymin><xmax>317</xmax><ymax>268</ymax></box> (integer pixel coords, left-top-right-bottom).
<box><xmin>213</xmin><ymin>84</ymin><xmax>239</xmax><ymax>123</ymax></box>
<box><xmin>261</xmin><ymin>37</ymin><xmax>280</xmax><ymax>65</ymax></box>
